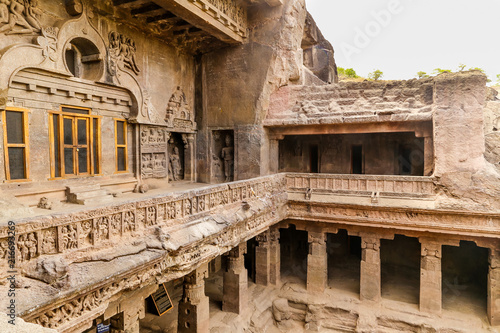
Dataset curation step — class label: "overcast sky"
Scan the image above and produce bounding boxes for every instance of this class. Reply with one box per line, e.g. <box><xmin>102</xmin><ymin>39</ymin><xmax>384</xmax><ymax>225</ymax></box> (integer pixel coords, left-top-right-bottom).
<box><xmin>305</xmin><ymin>0</ymin><xmax>500</xmax><ymax>82</ymax></box>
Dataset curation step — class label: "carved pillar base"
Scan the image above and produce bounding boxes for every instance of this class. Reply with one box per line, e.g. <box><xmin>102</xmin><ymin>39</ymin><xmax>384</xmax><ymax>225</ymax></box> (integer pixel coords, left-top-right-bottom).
<box><xmin>307</xmin><ymin>231</ymin><xmax>327</xmax><ymax>293</ymax></box>
<box><xmin>488</xmin><ymin>249</ymin><xmax>500</xmax><ymax>326</ymax></box>
<box><xmin>360</xmin><ymin>236</ymin><xmax>381</xmax><ymax>302</ymax></box>
<box><xmin>269</xmin><ymin>227</ymin><xmax>281</xmax><ymax>285</ymax></box>
<box><xmin>223</xmin><ymin>243</ymin><xmax>248</xmax><ymax>314</ymax></box>
<box><xmin>255</xmin><ymin>230</ymin><xmax>271</xmax><ymax>286</ymax></box>
<box><xmin>420</xmin><ymin>240</ymin><xmax>442</xmax><ymax>314</ymax></box>
<box><xmin>178</xmin><ymin>263</ymin><xmax>210</xmax><ymax>333</ymax></box>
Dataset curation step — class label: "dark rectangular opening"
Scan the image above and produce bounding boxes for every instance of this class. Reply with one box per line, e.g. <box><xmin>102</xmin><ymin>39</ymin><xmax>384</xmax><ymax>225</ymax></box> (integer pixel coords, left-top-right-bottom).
<box><xmin>310</xmin><ymin>144</ymin><xmax>319</xmax><ymax>173</ymax></box>
<box><xmin>351</xmin><ymin>145</ymin><xmax>363</xmax><ymax>174</ymax></box>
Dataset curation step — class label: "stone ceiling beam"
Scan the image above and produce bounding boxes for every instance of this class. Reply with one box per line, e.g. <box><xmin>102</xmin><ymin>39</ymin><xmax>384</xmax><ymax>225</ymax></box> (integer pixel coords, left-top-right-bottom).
<box><xmin>152</xmin><ymin>0</ymin><xmax>244</xmax><ymax>44</ymax></box>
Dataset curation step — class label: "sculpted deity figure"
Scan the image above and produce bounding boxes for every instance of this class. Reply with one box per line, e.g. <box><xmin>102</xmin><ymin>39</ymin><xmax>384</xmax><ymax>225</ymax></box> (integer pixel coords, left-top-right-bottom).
<box><xmin>0</xmin><ymin>0</ymin><xmax>41</xmax><ymax>35</ymax></box>
<box><xmin>221</xmin><ymin>135</ymin><xmax>234</xmax><ymax>182</ymax></box>
<box><xmin>108</xmin><ymin>31</ymin><xmax>140</xmax><ymax>75</ymax></box>
<box><xmin>169</xmin><ymin>146</ymin><xmax>182</xmax><ymax>181</ymax></box>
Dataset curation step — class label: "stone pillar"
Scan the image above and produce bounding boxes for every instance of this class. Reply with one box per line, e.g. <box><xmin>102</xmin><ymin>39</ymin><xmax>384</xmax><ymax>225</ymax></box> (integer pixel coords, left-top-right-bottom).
<box><xmin>178</xmin><ymin>263</ymin><xmax>209</xmax><ymax>333</ymax></box>
<box><xmin>420</xmin><ymin>240</ymin><xmax>442</xmax><ymax>314</ymax></box>
<box><xmin>223</xmin><ymin>243</ymin><xmax>248</xmax><ymax>314</ymax></box>
<box><xmin>488</xmin><ymin>248</ymin><xmax>500</xmax><ymax>326</ymax></box>
<box><xmin>307</xmin><ymin>231</ymin><xmax>327</xmax><ymax>293</ymax></box>
<box><xmin>424</xmin><ymin>135</ymin><xmax>434</xmax><ymax>176</ymax></box>
<box><xmin>360</xmin><ymin>236</ymin><xmax>381</xmax><ymax>301</ymax></box>
<box><xmin>182</xmin><ymin>133</ymin><xmax>196</xmax><ymax>182</ymax></box>
<box><xmin>269</xmin><ymin>134</ymin><xmax>284</xmax><ymax>174</ymax></box>
<box><xmin>269</xmin><ymin>227</ymin><xmax>281</xmax><ymax>285</ymax></box>
<box><xmin>255</xmin><ymin>230</ymin><xmax>270</xmax><ymax>286</ymax></box>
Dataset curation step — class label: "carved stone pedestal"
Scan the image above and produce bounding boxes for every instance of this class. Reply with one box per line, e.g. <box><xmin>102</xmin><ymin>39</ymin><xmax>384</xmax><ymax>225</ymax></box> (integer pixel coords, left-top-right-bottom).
<box><xmin>360</xmin><ymin>236</ymin><xmax>381</xmax><ymax>301</ymax></box>
<box><xmin>223</xmin><ymin>243</ymin><xmax>248</xmax><ymax>314</ymax></box>
<box><xmin>178</xmin><ymin>263</ymin><xmax>210</xmax><ymax>333</ymax></box>
<box><xmin>420</xmin><ymin>240</ymin><xmax>442</xmax><ymax>314</ymax></box>
<box><xmin>306</xmin><ymin>231</ymin><xmax>327</xmax><ymax>293</ymax></box>
<box><xmin>488</xmin><ymin>249</ymin><xmax>500</xmax><ymax>326</ymax></box>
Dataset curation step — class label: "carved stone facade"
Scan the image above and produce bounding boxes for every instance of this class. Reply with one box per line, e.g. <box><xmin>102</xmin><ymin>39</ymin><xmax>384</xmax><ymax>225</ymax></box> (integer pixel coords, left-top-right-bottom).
<box><xmin>140</xmin><ymin>125</ymin><xmax>168</xmax><ymax>179</ymax></box>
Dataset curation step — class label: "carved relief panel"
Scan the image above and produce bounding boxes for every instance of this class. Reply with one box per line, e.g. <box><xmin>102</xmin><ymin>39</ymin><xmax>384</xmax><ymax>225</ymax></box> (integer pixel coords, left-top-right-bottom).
<box><xmin>164</xmin><ymin>86</ymin><xmax>196</xmax><ymax>132</ymax></box>
<box><xmin>140</xmin><ymin>125</ymin><xmax>168</xmax><ymax>179</ymax></box>
<box><xmin>212</xmin><ymin>130</ymin><xmax>234</xmax><ymax>183</ymax></box>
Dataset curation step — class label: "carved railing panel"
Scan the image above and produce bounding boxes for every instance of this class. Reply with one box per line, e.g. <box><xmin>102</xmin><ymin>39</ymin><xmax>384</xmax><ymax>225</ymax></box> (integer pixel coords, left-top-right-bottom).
<box><xmin>286</xmin><ymin>173</ymin><xmax>436</xmax><ymax>197</ymax></box>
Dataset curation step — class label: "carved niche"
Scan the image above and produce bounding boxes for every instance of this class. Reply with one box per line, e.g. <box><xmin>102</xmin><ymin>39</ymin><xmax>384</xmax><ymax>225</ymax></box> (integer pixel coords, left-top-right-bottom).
<box><xmin>164</xmin><ymin>86</ymin><xmax>196</xmax><ymax>131</ymax></box>
<box><xmin>140</xmin><ymin>125</ymin><xmax>168</xmax><ymax>179</ymax></box>
<box><xmin>212</xmin><ymin>130</ymin><xmax>234</xmax><ymax>183</ymax></box>
<box><xmin>168</xmin><ymin>133</ymin><xmax>185</xmax><ymax>181</ymax></box>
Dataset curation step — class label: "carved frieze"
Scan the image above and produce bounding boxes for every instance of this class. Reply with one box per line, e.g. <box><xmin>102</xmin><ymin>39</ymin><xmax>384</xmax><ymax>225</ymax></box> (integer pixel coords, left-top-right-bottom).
<box><xmin>0</xmin><ymin>0</ymin><xmax>42</xmax><ymax>35</ymax></box>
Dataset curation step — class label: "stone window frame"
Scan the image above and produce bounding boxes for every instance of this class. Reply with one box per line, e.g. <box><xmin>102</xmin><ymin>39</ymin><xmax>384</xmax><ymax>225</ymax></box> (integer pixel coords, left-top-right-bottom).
<box><xmin>48</xmin><ymin>105</ymin><xmax>102</xmax><ymax>179</ymax></box>
<box><xmin>2</xmin><ymin>107</ymin><xmax>30</xmax><ymax>182</ymax></box>
<box><xmin>114</xmin><ymin>118</ymin><xmax>128</xmax><ymax>174</ymax></box>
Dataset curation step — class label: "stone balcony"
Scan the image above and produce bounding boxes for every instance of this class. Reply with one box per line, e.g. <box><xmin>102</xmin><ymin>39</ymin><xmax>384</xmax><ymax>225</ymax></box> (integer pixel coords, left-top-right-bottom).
<box><xmin>1</xmin><ymin>173</ymin><xmax>499</xmax><ymax>331</ymax></box>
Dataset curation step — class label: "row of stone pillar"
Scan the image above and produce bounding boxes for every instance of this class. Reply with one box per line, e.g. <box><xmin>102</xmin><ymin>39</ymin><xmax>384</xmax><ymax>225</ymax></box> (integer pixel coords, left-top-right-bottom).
<box><xmin>176</xmin><ymin>229</ymin><xmax>500</xmax><ymax>331</ymax></box>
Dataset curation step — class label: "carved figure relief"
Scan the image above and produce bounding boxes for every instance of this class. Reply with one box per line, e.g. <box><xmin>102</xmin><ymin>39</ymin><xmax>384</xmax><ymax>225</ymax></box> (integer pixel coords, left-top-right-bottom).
<box><xmin>221</xmin><ymin>135</ymin><xmax>234</xmax><ymax>182</ymax></box>
<box><xmin>41</xmin><ymin>228</ymin><xmax>57</xmax><ymax>254</ymax></box>
<box><xmin>108</xmin><ymin>31</ymin><xmax>140</xmax><ymax>76</ymax></box>
<box><xmin>18</xmin><ymin>232</ymin><xmax>37</xmax><ymax>262</ymax></box>
<box><xmin>165</xmin><ymin>86</ymin><xmax>195</xmax><ymax>130</ymax></box>
<box><xmin>140</xmin><ymin>125</ymin><xmax>168</xmax><ymax>179</ymax></box>
<box><xmin>61</xmin><ymin>225</ymin><xmax>78</xmax><ymax>250</ymax></box>
<box><xmin>0</xmin><ymin>0</ymin><xmax>42</xmax><ymax>35</ymax></box>
<box><xmin>168</xmin><ymin>133</ymin><xmax>185</xmax><ymax>181</ymax></box>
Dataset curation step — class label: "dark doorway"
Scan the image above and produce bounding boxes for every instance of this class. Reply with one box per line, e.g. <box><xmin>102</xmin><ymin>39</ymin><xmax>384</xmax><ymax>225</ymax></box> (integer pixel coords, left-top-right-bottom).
<box><xmin>310</xmin><ymin>144</ymin><xmax>319</xmax><ymax>173</ymax></box>
<box><xmin>327</xmin><ymin>230</ymin><xmax>361</xmax><ymax>295</ymax></box>
<box><xmin>351</xmin><ymin>145</ymin><xmax>363</xmax><ymax>174</ymax></box>
<box><xmin>280</xmin><ymin>226</ymin><xmax>308</xmax><ymax>286</ymax></box>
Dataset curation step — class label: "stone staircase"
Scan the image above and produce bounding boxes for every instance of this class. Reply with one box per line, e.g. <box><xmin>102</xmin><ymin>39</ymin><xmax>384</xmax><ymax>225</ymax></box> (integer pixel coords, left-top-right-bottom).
<box><xmin>66</xmin><ymin>184</ymin><xmax>114</xmax><ymax>205</ymax></box>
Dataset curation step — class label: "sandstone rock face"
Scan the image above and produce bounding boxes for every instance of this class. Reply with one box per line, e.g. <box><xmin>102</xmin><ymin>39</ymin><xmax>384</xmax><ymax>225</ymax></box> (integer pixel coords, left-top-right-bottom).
<box><xmin>25</xmin><ymin>257</ymin><xmax>70</xmax><ymax>288</ymax></box>
<box><xmin>0</xmin><ymin>312</ymin><xmax>56</xmax><ymax>333</ymax></box>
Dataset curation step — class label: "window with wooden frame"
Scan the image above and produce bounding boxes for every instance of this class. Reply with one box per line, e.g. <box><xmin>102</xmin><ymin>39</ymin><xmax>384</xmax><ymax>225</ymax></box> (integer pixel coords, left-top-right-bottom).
<box><xmin>49</xmin><ymin>106</ymin><xmax>101</xmax><ymax>179</ymax></box>
<box><xmin>114</xmin><ymin>119</ymin><xmax>128</xmax><ymax>172</ymax></box>
<box><xmin>2</xmin><ymin>108</ymin><xmax>30</xmax><ymax>181</ymax></box>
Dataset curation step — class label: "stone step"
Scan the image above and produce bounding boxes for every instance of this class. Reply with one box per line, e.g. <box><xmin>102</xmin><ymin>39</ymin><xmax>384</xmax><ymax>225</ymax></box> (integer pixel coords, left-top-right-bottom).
<box><xmin>76</xmin><ymin>194</ymin><xmax>114</xmax><ymax>205</ymax></box>
<box><xmin>66</xmin><ymin>184</ymin><xmax>100</xmax><ymax>193</ymax></box>
<box><xmin>73</xmin><ymin>189</ymin><xmax>109</xmax><ymax>200</ymax></box>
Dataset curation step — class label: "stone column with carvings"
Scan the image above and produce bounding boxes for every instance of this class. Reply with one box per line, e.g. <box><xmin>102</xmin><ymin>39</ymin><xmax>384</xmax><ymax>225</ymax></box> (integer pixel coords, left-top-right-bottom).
<box><xmin>424</xmin><ymin>135</ymin><xmax>434</xmax><ymax>176</ymax></box>
<box><xmin>307</xmin><ymin>231</ymin><xmax>327</xmax><ymax>293</ymax></box>
<box><xmin>255</xmin><ymin>230</ymin><xmax>271</xmax><ymax>286</ymax></box>
<box><xmin>178</xmin><ymin>263</ymin><xmax>210</xmax><ymax>333</ymax></box>
<box><xmin>182</xmin><ymin>133</ymin><xmax>196</xmax><ymax>182</ymax></box>
<box><xmin>420</xmin><ymin>240</ymin><xmax>442</xmax><ymax>314</ymax></box>
<box><xmin>222</xmin><ymin>243</ymin><xmax>248</xmax><ymax>314</ymax></box>
<box><xmin>269</xmin><ymin>227</ymin><xmax>281</xmax><ymax>285</ymax></box>
<box><xmin>488</xmin><ymin>248</ymin><xmax>500</xmax><ymax>326</ymax></box>
<box><xmin>360</xmin><ymin>236</ymin><xmax>381</xmax><ymax>301</ymax></box>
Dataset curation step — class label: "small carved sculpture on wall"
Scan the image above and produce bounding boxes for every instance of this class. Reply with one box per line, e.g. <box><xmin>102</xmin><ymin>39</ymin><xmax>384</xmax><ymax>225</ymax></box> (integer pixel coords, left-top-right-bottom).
<box><xmin>0</xmin><ymin>0</ymin><xmax>42</xmax><ymax>35</ymax></box>
<box><xmin>165</xmin><ymin>86</ymin><xmax>194</xmax><ymax>129</ymax></box>
<box><xmin>108</xmin><ymin>31</ymin><xmax>140</xmax><ymax>76</ymax></box>
<box><xmin>221</xmin><ymin>135</ymin><xmax>234</xmax><ymax>182</ymax></box>
<box><xmin>169</xmin><ymin>146</ymin><xmax>182</xmax><ymax>181</ymax></box>
<box><xmin>37</xmin><ymin>196</ymin><xmax>52</xmax><ymax>210</ymax></box>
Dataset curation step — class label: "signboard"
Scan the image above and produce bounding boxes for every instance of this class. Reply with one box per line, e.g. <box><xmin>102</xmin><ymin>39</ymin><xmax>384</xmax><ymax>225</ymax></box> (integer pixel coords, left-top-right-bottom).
<box><xmin>97</xmin><ymin>323</ymin><xmax>110</xmax><ymax>333</ymax></box>
<box><xmin>151</xmin><ymin>283</ymin><xmax>174</xmax><ymax>316</ymax></box>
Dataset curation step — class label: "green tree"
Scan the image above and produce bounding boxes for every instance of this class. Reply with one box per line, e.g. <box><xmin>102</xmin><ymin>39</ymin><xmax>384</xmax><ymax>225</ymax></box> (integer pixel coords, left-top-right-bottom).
<box><xmin>457</xmin><ymin>63</ymin><xmax>466</xmax><ymax>72</ymax></box>
<box><xmin>368</xmin><ymin>69</ymin><xmax>383</xmax><ymax>81</ymax></box>
<box><xmin>344</xmin><ymin>68</ymin><xmax>359</xmax><ymax>78</ymax></box>
<box><xmin>337</xmin><ymin>67</ymin><xmax>345</xmax><ymax>77</ymax></box>
<box><xmin>416</xmin><ymin>71</ymin><xmax>429</xmax><ymax>79</ymax></box>
<box><xmin>496</xmin><ymin>74</ymin><xmax>500</xmax><ymax>84</ymax></box>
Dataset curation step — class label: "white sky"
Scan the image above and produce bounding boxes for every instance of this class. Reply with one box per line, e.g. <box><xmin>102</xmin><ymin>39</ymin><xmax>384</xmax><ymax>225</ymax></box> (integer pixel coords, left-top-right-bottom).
<box><xmin>305</xmin><ymin>0</ymin><xmax>500</xmax><ymax>82</ymax></box>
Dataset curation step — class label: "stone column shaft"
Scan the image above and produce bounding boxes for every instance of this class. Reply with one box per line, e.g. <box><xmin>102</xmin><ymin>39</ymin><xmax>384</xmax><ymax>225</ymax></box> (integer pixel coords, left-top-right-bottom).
<box><xmin>307</xmin><ymin>231</ymin><xmax>327</xmax><ymax>293</ymax></box>
<box><xmin>255</xmin><ymin>230</ymin><xmax>270</xmax><ymax>286</ymax></box>
<box><xmin>223</xmin><ymin>243</ymin><xmax>248</xmax><ymax>314</ymax></box>
<box><xmin>360</xmin><ymin>236</ymin><xmax>381</xmax><ymax>301</ymax></box>
<box><xmin>488</xmin><ymin>249</ymin><xmax>500</xmax><ymax>326</ymax></box>
<box><xmin>424</xmin><ymin>136</ymin><xmax>434</xmax><ymax>176</ymax></box>
<box><xmin>178</xmin><ymin>263</ymin><xmax>209</xmax><ymax>333</ymax></box>
<box><xmin>420</xmin><ymin>241</ymin><xmax>442</xmax><ymax>314</ymax></box>
<box><xmin>269</xmin><ymin>227</ymin><xmax>281</xmax><ymax>285</ymax></box>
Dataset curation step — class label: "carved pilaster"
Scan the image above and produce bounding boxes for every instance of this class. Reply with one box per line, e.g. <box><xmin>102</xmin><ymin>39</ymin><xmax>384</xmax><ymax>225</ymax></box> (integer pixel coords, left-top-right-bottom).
<box><xmin>307</xmin><ymin>231</ymin><xmax>327</xmax><ymax>293</ymax></box>
<box><xmin>223</xmin><ymin>243</ymin><xmax>248</xmax><ymax>314</ymax></box>
<box><xmin>420</xmin><ymin>239</ymin><xmax>442</xmax><ymax>314</ymax></box>
<box><xmin>255</xmin><ymin>229</ymin><xmax>271</xmax><ymax>286</ymax></box>
<box><xmin>360</xmin><ymin>235</ymin><xmax>381</xmax><ymax>301</ymax></box>
<box><xmin>269</xmin><ymin>227</ymin><xmax>281</xmax><ymax>285</ymax></box>
<box><xmin>178</xmin><ymin>263</ymin><xmax>209</xmax><ymax>333</ymax></box>
<box><xmin>488</xmin><ymin>248</ymin><xmax>500</xmax><ymax>326</ymax></box>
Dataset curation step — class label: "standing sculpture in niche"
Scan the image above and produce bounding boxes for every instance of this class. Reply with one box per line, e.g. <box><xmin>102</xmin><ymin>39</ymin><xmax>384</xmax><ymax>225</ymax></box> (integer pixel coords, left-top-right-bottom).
<box><xmin>169</xmin><ymin>146</ymin><xmax>182</xmax><ymax>181</ymax></box>
<box><xmin>0</xmin><ymin>0</ymin><xmax>42</xmax><ymax>35</ymax></box>
<box><xmin>221</xmin><ymin>135</ymin><xmax>234</xmax><ymax>182</ymax></box>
